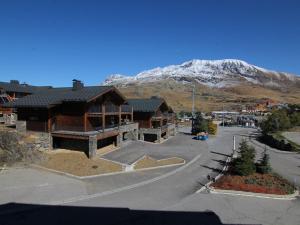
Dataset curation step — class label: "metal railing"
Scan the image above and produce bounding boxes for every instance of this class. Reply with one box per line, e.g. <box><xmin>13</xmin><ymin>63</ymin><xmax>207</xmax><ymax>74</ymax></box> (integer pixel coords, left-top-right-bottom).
<box><xmin>87</xmin><ymin>104</ymin><xmax>133</xmax><ymax>114</ymax></box>
<box><xmin>52</xmin><ymin>124</ymin><xmax>120</xmax><ymax>133</ymax></box>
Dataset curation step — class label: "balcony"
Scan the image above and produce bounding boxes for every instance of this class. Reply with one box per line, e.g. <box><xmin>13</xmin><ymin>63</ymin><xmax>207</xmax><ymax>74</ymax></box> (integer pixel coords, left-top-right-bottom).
<box><xmin>152</xmin><ymin>112</ymin><xmax>175</xmax><ymax>121</ymax></box>
<box><xmin>87</xmin><ymin>104</ymin><xmax>132</xmax><ymax>117</ymax></box>
<box><xmin>51</xmin><ymin>122</ymin><xmax>137</xmax><ymax>140</ymax></box>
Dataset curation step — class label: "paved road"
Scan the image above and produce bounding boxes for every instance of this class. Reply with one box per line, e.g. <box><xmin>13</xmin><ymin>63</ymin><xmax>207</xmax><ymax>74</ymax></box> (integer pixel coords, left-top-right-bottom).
<box><xmin>244</xmin><ymin>130</ymin><xmax>300</xmax><ymax>188</ymax></box>
<box><xmin>1</xmin><ymin>127</ymin><xmax>300</xmax><ymax>225</ymax></box>
<box><xmin>64</xmin><ymin>127</ymin><xmax>246</xmax><ymax>207</ymax></box>
<box><xmin>103</xmin><ymin>131</ymin><xmax>206</xmax><ymax>164</ymax></box>
<box><xmin>63</xmin><ymin>127</ymin><xmax>300</xmax><ymax>225</ymax></box>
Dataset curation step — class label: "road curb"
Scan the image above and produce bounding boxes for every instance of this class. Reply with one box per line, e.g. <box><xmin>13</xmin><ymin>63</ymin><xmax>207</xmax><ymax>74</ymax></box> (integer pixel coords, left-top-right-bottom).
<box><xmin>131</xmin><ymin>156</ymin><xmax>186</xmax><ymax>172</ymax></box>
<box><xmin>30</xmin><ymin>158</ymin><xmax>186</xmax><ymax>180</ymax></box>
<box><xmin>208</xmin><ymin>187</ymin><xmax>299</xmax><ymax>200</ymax></box>
<box><xmin>196</xmin><ymin>154</ymin><xmax>232</xmax><ymax>193</ymax></box>
<box><xmin>48</xmin><ymin>153</ymin><xmax>202</xmax><ymax>205</ymax></box>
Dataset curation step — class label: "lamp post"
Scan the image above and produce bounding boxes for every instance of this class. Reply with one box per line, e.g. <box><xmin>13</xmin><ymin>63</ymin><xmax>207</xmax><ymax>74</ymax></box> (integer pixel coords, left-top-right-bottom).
<box><xmin>192</xmin><ymin>84</ymin><xmax>195</xmax><ymax>118</ymax></box>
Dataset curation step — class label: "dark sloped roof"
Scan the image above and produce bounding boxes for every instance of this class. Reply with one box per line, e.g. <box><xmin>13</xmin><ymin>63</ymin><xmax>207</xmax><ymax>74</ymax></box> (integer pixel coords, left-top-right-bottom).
<box><xmin>0</xmin><ymin>81</ymin><xmax>51</xmax><ymax>94</ymax></box>
<box><xmin>4</xmin><ymin>86</ymin><xmax>116</xmax><ymax>108</ymax></box>
<box><xmin>127</xmin><ymin>98</ymin><xmax>167</xmax><ymax>112</ymax></box>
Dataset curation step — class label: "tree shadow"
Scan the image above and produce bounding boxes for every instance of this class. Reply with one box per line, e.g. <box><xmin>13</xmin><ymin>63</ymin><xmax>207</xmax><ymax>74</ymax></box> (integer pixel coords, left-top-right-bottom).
<box><xmin>210</xmin><ymin>151</ymin><xmax>231</xmax><ymax>157</ymax></box>
<box><xmin>212</xmin><ymin>159</ymin><xmax>226</xmax><ymax>166</ymax></box>
<box><xmin>201</xmin><ymin>165</ymin><xmax>223</xmax><ymax>173</ymax></box>
<box><xmin>0</xmin><ymin>202</ymin><xmax>260</xmax><ymax>225</ymax></box>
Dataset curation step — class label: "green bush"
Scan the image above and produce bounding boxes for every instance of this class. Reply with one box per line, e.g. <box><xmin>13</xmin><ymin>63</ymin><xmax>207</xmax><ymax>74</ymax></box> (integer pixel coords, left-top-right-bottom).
<box><xmin>259</xmin><ymin>133</ymin><xmax>298</xmax><ymax>152</ymax></box>
<box><xmin>260</xmin><ymin>110</ymin><xmax>291</xmax><ymax>134</ymax></box>
<box><xmin>208</xmin><ymin>120</ymin><xmax>218</xmax><ymax>135</ymax></box>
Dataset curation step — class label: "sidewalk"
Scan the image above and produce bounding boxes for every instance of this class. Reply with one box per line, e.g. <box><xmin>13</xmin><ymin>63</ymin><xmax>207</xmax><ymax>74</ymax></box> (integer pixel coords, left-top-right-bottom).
<box><xmin>0</xmin><ymin>167</ymin><xmax>87</xmax><ymax>204</ymax></box>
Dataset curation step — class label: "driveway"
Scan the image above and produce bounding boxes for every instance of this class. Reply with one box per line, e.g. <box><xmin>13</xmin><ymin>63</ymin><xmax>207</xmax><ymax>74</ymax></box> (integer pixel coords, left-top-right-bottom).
<box><xmin>0</xmin><ymin>167</ymin><xmax>87</xmax><ymax>204</ymax></box>
<box><xmin>102</xmin><ymin>132</ymin><xmax>207</xmax><ymax>165</ymax></box>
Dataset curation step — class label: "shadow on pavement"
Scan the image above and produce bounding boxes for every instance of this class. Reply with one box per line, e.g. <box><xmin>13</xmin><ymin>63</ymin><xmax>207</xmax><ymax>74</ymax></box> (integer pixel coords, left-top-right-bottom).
<box><xmin>0</xmin><ymin>203</ymin><xmax>260</xmax><ymax>225</ymax></box>
<box><xmin>201</xmin><ymin>165</ymin><xmax>223</xmax><ymax>173</ymax></box>
<box><xmin>210</xmin><ymin>151</ymin><xmax>231</xmax><ymax>157</ymax></box>
<box><xmin>211</xmin><ymin>159</ymin><xmax>227</xmax><ymax>166</ymax></box>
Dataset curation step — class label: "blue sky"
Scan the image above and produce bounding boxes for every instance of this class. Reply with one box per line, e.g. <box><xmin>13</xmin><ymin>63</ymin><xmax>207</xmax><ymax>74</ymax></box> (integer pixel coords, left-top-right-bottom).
<box><xmin>0</xmin><ymin>0</ymin><xmax>299</xmax><ymax>87</ymax></box>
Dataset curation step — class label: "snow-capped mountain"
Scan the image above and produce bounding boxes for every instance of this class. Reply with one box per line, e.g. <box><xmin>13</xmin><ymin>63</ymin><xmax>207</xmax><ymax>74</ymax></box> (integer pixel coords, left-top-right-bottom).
<box><xmin>103</xmin><ymin>59</ymin><xmax>298</xmax><ymax>88</ymax></box>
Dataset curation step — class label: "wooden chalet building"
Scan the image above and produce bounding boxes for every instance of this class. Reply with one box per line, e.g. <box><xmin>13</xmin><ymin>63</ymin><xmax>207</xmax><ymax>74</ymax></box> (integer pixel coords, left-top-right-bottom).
<box><xmin>0</xmin><ymin>80</ymin><xmax>51</xmax><ymax>124</ymax></box>
<box><xmin>0</xmin><ymin>80</ymin><xmax>51</xmax><ymax>100</ymax></box>
<box><xmin>5</xmin><ymin>80</ymin><xmax>138</xmax><ymax>158</ymax></box>
<box><xmin>127</xmin><ymin>97</ymin><xmax>176</xmax><ymax>143</ymax></box>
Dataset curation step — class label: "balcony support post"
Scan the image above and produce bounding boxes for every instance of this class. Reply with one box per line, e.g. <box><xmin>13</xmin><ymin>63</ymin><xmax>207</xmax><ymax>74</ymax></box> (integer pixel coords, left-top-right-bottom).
<box><xmin>102</xmin><ymin>104</ymin><xmax>105</xmax><ymax>132</ymax></box>
<box><xmin>119</xmin><ymin>105</ymin><xmax>121</xmax><ymax>126</ymax></box>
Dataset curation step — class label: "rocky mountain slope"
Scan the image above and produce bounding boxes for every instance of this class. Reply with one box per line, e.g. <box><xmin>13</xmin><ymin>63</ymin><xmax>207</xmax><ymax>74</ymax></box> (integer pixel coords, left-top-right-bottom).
<box><xmin>102</xmin><ymin>59</ymin><xmax>300</xmax><ymax>112</ymax></box>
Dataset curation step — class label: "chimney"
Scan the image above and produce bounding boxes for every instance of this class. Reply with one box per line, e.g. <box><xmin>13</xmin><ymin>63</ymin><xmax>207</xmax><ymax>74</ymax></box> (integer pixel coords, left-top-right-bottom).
<box><xmin>72</xmin><ymin>79</ymin><xmax>84</xmax><ymax>91</ymax></box>
<box><xmin>10</xmin><ymin>80</ymin><xmax>20</xmax><ymax>85</ymax></box>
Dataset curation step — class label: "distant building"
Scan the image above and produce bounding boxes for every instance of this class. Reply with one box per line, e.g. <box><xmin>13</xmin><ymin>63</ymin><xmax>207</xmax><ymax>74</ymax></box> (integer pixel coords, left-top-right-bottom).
<box><xmin>126</xmin><ymin>96</ymin><xmax>176</xmax><ymax>143</ymax></box>
<box><xmin>0</xmin><ymin>80</ymin><xmax>52</xmax><ymax>124</ymax></box>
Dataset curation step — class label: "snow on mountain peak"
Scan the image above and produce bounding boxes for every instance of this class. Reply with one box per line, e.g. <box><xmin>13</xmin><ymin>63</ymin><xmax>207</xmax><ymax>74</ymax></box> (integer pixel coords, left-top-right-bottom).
<box><xmin>102</xmin><ymin>59</ymin><xmax>297</xmax><ymax>87</ymax></box>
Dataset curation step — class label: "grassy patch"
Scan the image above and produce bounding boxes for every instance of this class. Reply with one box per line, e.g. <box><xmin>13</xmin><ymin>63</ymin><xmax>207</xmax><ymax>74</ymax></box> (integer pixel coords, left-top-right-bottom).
<box><xmin>133</xmin><ymin>155</ymin><xmax>185</xmax><ymax>170</ymax></box>
<box><xmin>211</xmin><ymin>173</ymin><xmax>295</xmax><ymax>195</ymax></box>
<box><xmin>39</xmin><ymin>150</ymin><xmax>123</xmax><ymax>176</ymax></box>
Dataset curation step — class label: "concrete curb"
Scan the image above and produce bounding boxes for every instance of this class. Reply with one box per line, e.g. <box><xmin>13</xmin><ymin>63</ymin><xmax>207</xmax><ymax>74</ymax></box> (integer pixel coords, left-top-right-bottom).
<box><xmin>30</xmin><ymin>157</ymin><xmax>186</xmax><ymax>180</ymax></box>
<box><xmin>209</xmin><ymin>187</ymin><xmax>299</xmax><ymax>200</ymax></box>
<box><xmin>48</xmin><ymin>153</ymin><xmax>202</xmax><ymax>205</ymax></box>
<box><xmin>96</xmin><ymin>146</ymin><xmax>121</xmax><ymax>157</ymax></box>
<box><xmin>132</xmin><ymin>156</ymin><xmax>186</xmax><ymax>172</ymax></box>
<box><xmin>196</xmin><ymin>154</ymin><xmax>232</xmax><ymax>193</ymax></box>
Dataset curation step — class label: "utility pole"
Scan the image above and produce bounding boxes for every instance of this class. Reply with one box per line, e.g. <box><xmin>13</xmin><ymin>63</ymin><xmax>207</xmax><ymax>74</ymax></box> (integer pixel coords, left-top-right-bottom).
<box><xmin>233</xmin><ymin>135</ymin><xmax>236</xmax><ymax>151</ymax></box>
<box><xmin>222</xmin><ymin>103</ymin><xmax>225</xmax><ymax>127</ymax></box>
<box><xmin>232</xmin><ymin>135</ymin><xmax>237</xmax><ymax>158</ymax></box>
<box><xmin>192</xmin><ymin>84</ymin><xmax>195</xmax><ymax>118</ymax></box>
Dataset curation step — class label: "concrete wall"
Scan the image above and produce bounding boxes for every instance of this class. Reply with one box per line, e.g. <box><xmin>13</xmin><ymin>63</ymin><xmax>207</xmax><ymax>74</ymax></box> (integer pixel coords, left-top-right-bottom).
<box><xmin>16</xmin><ymin>120</ymin><xmax>26</xmax><ymax>133</ymax></box>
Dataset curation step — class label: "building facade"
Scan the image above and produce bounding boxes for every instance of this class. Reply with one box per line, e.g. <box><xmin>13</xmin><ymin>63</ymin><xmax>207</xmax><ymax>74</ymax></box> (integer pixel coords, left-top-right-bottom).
<box><xmin>127</xmin><ymin>97</ymin><xmax>176</xmax><ymax>143</ymax></box>
<box><xmin>5</xmin><ymin>80</ymin><xmax>138</xmax><ymax>158</ymax></box>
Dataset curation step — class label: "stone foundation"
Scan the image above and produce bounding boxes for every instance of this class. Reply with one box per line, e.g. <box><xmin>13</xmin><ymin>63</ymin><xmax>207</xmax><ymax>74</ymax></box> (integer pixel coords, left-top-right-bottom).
<box><xmin>25</xmin><ymin>131</ymin><xmax>52</xmax><ymax>152</ymax></box>
<box><xmin>88</xmin><ymin>135</ymin><xmax>97</xmax><ymax>158</ymax></box>
<box><xmin>118</xmin><ymin>122</ymin><xmax>139</xmax><ymax>146</ymax></box>
<box><xmin>138</xmin><ymin>123</ymin><xmax>176</xmax><ymax>143</ymax></box>
<box><xmin>16</xmin><ymin>120</ymin><xmax>26</xmax><ymax>133</ymax></box>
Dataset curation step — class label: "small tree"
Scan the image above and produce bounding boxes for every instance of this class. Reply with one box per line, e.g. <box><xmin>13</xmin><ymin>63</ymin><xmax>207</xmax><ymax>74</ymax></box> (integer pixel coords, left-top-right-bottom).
<box><xmin>178</xmin><ymin>111</ymin><xmax>185</xmax><ymax>118</ymax></box>
<box><xmin>232</xmin><ymin>139</ymin><xmax>256</xmax><ymax>176</ymax></box>
<box><xmin>256</xmin><ymin>146</ymin><xmax>272</xmax><ymax>174</ymax></box>
<box><xmin>260</xmin><ymin>110</ymin><xmax>291</xmax><ymax>134</ymax></box>
<box><xmin>191</xmin><ymin>112</ymin><xmax>208</xmax><ymax>135</ymax></box>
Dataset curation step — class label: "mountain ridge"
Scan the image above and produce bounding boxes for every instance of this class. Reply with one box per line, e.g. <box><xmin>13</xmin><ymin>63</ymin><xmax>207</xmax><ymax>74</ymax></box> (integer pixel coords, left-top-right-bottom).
<box><xmin>103</xmin><ymin>59</ymin><xmax>299</xmax><ymax>88</ymax></box>
<box><xmin>101</xmin><ymin>59</ymin><xmax>300</xmax><ymax>112</ymax></box>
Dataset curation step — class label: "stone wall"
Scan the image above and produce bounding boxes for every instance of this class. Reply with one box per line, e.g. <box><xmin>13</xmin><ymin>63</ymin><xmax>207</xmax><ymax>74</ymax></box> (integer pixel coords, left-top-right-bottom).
<box><xmin>16</xmin><ymin>120</ymin><xmax>26</xmax><ymax>133</ymax></box>
<box><xmin>0</xmin><ymin>129</ymin><xmax>44</xmax><ymax>164</ymax></box>
<box><xmin>24</xmin><ymin>131</ymin><xmax>52</xmax><ymax>152</ymax></box>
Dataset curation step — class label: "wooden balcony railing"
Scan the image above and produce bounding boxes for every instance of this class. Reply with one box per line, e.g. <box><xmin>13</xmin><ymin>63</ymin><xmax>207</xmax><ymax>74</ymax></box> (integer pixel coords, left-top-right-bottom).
<box><xmin>52</xmin><ymin>121</ymin><xmax>135</xmax><ymax>133</ymax></box>
<box><xmin>87</xmin><ymin>104</ymin><xmax>133</xmax><ymax>114</ymax></box>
